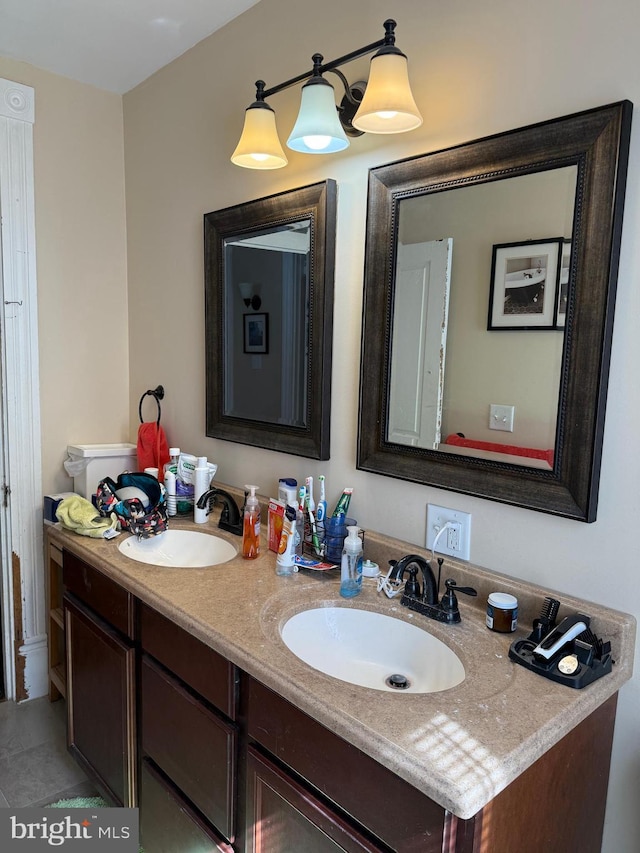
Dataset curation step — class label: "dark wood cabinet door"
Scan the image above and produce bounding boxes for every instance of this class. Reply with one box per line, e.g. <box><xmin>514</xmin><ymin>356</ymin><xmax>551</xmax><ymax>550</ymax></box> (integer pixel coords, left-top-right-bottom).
<box><xmin>246</xmin><ymin>747</ymin><xmax>385</xmax><ymax>853</ymax></box>
<box><xmin>247</xmin><ymin>677</ymin><xmax>446</xmax><ymax>852</ymax></box>
<box><xmin>140</xmin><ymin>758</ymin><xmax>233</xmax><ymax>853</ymax></box>
<box><xmin>64</xmin><ymin>594</ymin><xmax>136</xmax><ymax>806</ymax></box>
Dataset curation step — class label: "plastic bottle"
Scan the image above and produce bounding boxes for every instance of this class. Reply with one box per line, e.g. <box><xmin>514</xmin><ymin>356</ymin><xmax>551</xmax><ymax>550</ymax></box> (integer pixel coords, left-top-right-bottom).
<box><xmin>278</xmin><ymin>478</ymin><xmax>297</xmax><ymax>508</ymax></box>
<box><xmin>340</xmin><ymin>526</ymin><xmax>363</xmax><ymax>598</ymax></box>
<box><xmin>163</xmin><ymin>448</ymin><xmax>180</xmax><ymax>477</ymax></box>
<box><xmin>163</xmin><ymin>447</ymin><xmax>180</xmax><ymax>517</ymax></box>
<box><xmin>242</xmin><ymin>485</ymin><xmax>261</xmax><ymax>560</ymax></box>
<box><xmin>164</xmin><ymin>470</ymin><xmax>177</xmax><ymax>517</ymax></box>
<box><xmin>276</xmin><ymin>505</ymin><xmax>297</xmax><ymax>576</ymax></box>
<box><xmin>194</xmin><ymin>456</ymin><xmax>211</xmax><ymax>524</ymax></box>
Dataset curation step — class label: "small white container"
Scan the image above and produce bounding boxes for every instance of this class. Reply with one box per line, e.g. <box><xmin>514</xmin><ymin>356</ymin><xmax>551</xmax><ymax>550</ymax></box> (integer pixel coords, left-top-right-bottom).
<box><xmin>66</xmin><ymin>443</ymin><xmax>137</xmax><ymax>499</ymax></box>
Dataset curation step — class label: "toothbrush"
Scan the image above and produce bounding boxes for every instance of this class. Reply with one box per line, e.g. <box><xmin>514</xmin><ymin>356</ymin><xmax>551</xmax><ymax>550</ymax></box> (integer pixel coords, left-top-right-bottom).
<box><xmin>316</xmin><ymin>475</ymin><xmax>327</xmax><ymax>530</ymax></box>
<box><xmin>305</xmin><ymin>476</ymin><xmax>316</xmax><ymax>513</ymax></box>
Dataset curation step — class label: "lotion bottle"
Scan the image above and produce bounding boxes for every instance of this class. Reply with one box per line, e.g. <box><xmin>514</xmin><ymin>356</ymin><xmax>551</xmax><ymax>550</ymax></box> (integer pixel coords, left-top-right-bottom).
<box><xmin>164</xmin><ymin>470</ymin><xmax>177</xmax><ymax>517</ymax></box>
<box><xmin>194</xmin><ymin>456</ymin><xmax>210</xmax><ymax>524</ymax></box>
<box><xmin>340</xmin><ymin>526</ymin><xmax>363</xmax><ymax>598</ymax></box>
<box><xmin>242</xmin><ymin>485</ymin><xmax>261</xmax><ymax>560</ymax></box>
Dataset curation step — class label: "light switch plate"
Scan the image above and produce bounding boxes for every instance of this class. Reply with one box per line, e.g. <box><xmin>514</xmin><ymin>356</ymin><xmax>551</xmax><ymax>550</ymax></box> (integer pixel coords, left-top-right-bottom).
<box><xmin>489</xmin><ymin>403</ymin><xmax>515</xmax><ymax>432</ymax></box>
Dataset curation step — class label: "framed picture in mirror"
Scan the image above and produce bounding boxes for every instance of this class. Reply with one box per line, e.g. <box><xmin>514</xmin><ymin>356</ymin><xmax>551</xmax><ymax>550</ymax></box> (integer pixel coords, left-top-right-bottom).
<box><xmin>488</xmin><ymin>238</ymin><xmax>562</xmax><ymax>330</ymax></box>
<box><xmin>555</xmin><ymin>240</ymin><xmax>571</xmax><ymax>327</ymax></box>
<box><xmin>243</xmin><ymin>312</ymin><xmax>269</xmax><ymax>354</ymax></box>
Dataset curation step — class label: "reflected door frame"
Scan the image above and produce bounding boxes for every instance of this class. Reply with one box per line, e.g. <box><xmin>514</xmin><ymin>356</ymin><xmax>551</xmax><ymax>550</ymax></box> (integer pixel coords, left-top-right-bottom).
<box><xmin>388</xmin><ymin>239</ymin><xmax>452</xmax><ymax>448</ymax></box>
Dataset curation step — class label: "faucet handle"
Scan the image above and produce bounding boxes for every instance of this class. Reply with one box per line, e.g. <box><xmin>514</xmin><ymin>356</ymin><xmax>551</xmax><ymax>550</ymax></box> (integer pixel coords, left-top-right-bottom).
<box><xmin>444</xmin><ymin>578</ymin><xmax>477</xmax><ymax>598</ymax></box>
<box><xmin>440</xmin><ymin>578</ymin><xmax>478</xmax><ymax>620</ymax></box>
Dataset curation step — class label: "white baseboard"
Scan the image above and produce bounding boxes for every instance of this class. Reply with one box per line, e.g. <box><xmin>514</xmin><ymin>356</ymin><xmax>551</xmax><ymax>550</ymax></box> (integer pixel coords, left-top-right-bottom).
<box><xmin>19</xmin><ymin>634</ymin><xmax>49</xmax><ymax>701</ymax></box>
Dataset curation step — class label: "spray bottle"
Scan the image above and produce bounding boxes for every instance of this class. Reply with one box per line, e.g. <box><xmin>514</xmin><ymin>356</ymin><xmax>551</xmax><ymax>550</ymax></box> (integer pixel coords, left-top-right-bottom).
<box><xmin>242</xmin><ymin>485</ymin><xmax>261</xmax><ymax>560</ymax></box>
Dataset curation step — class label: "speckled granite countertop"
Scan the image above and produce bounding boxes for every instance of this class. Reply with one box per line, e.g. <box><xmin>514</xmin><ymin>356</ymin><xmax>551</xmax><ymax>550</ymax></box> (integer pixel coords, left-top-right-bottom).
<box><xmin>47</xmin><ymin>509</ymin><xmax>635</xmax><ymax>820</ymax></box>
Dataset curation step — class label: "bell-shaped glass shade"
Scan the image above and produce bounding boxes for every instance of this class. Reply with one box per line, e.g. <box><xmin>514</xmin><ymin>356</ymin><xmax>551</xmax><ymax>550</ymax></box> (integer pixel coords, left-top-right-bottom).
<box><xmin>231</xmin><ymin>102</ymin><xmax>288</xmax><ymax>169</ymax></box>
<box><xmin>353</xmin><ymin>49</ymin><xmax>422</xmax><ymax>134</ymax></box>
<box><xmin>287</xmin><ymin>78</ymin><xmax>349</xmax><ymax>154</ymax></box>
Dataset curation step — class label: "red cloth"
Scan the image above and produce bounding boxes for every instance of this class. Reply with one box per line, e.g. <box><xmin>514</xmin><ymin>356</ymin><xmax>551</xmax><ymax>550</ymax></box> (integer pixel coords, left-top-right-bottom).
<box><xmin>137</xmin><ymin>421</ymin><xmax>170</xmax><ymax>472</ymax></box>
<box><xmin>444</xmin><ymin>434</ymin><xmax>554</xmax><ymax>467</ymax></box>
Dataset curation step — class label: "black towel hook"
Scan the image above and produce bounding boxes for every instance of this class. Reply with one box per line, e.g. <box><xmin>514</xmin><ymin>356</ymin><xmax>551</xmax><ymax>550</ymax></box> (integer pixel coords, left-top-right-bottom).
<box><xmin>138</xmin><ymin>385</ymin><xmax>165</xmax><ymax>425</ymax></box>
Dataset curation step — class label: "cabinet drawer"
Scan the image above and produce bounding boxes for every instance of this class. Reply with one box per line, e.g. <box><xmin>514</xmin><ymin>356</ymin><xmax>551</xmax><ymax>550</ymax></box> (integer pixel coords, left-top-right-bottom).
<box><xmin>63</xmin><ymin>550</ymin><xmax>134</xmax><ymax>638</ymax></box>
<box><xmin>141</xmin><ymin>655</ymin><xmax>237</xmax><ymax>842</ymax></box>
<box><xmin>140</xmin><ymin>603</ymin><xmax>236</xmax><ymax>720</ymax></box>
<box><xmin>140</xmin><ymin>758</ymin><xmax>232</xmax><ymax>853</ymax></box>
<box><xmin>247</xmin><ymin>677</ymin><xmax>445</xmax><ymax>852</ymax></box>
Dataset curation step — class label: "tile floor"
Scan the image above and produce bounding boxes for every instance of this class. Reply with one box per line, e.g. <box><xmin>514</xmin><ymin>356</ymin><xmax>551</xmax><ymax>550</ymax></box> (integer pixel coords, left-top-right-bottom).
<box><xmin>0</xmin><ymin>696</ymin><xmax>97</xmax><ymax>808</ymax></box>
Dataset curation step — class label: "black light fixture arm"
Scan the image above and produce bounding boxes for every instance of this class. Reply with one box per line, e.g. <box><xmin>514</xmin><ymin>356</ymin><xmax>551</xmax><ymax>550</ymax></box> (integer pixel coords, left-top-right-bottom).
<box><xmin>254</xmin><ymin>19</ymin><xmax>397</xmax><ymax>102</ymax></box>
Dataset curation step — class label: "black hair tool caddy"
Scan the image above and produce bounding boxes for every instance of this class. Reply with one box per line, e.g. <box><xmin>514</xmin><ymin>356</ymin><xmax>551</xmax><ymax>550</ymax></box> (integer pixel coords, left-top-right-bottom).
<box><xmin>509</xmin><ymin>596</ymin><xmax>613</xmax><ymax>688</ymax></box>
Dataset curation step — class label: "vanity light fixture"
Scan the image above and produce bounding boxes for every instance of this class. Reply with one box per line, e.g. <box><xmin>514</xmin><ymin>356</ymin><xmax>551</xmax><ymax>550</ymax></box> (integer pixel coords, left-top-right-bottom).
<box><xmin>238</xmin><ymin>281</ymin><xmax>262</xmax><ymax>311</ymax></box>
<box><xmin>231</xmin><ymin>19</ymin><xmax>422</xmax><ymax>169</ymax></box>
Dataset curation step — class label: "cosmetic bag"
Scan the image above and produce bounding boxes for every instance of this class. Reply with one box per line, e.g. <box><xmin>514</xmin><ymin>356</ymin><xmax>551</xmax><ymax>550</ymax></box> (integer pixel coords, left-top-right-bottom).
<box><xmin>96</xmin><ymin>472</ymin><xmax>168</xmax><ymax>538</ymax></box>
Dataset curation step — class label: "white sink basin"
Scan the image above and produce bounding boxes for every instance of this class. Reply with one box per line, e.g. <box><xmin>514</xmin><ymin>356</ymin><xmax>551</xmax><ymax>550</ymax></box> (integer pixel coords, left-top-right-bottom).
<box><xmin>118</xmin><ymin>529</ymin><xmax>237</xmax><ymax>568</ymax></box>
<box><xmin>281</xmin><ymin>607</ymin><xmax>465</xmax><ymax>693</ymax></box>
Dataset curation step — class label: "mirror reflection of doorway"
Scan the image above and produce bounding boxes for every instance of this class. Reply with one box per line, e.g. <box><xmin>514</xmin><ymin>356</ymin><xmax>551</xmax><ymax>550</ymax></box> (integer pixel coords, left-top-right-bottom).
<box><xmin>388</xmin><ymin>238</ymin><xmax>452</xmax><ymax>449</ymax></box>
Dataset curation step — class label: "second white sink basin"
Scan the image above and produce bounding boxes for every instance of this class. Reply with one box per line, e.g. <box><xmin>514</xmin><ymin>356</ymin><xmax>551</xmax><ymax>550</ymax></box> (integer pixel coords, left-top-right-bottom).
<box><xmin>118</xmin><ymin>529</ymin><xmax>237</xmax><ymax>568</ymax></box>
<box><xmin>281</xmin><ymin>607</ymin><xmax>465</xmax><ymax>693</ymax></box>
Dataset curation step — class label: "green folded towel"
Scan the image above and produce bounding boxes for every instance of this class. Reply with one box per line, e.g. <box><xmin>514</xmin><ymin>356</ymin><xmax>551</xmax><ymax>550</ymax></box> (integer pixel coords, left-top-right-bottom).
<box><xmin>56</xmin><ymin>495</ymin><xmax>119</xmax><ymax>538</ymax></box>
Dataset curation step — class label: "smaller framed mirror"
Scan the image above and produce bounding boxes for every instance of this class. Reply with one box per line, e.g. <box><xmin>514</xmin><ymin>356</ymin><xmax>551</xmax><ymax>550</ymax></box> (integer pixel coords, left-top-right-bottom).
<box><xmin>205</xmin><ymin>180</ymin><xmax>336</xmax><ymax>459</ymax></box>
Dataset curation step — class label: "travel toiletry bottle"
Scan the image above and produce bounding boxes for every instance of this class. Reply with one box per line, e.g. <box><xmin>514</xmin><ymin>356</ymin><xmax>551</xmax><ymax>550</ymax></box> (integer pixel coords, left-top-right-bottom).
<box><xmin>278</xmin><ymin>478</ymin><xmax>297</xmax><ymax>508</ymax></box>
<box><xmin>242</xmin><ymin>485</ymin><xmax>261</xmax><ymax>559</ymax></box>
<box><xmin>163</xmin><ymin>447</ymin><xmax>180</xmax><ymax>477</ymax></box>
<box><xmin>340</xmin><ymin>526</ymin><xmax>363</xmax><ymax>598</ymax></box>
<box><xmin>276</xmin><ymin>505</ymin><xmax>297</xmax><ymax>576</ymax></box>
<box><xmin>193</xmin><ymin>456</ymin><xmax>210</xmax><ymax>524</ymax></box>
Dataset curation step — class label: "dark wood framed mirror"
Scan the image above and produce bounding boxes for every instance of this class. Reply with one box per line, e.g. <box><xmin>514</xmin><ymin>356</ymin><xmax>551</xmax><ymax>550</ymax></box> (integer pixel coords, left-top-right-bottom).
<box><xmin>358</xmin><ymin>102</ymin><xmax>632</xmax><ymax>521</ymax></box>
<box><xmin>205</xmin><ymin>180</ymin><xmax>336</xmax><ymax>459</ymax></box>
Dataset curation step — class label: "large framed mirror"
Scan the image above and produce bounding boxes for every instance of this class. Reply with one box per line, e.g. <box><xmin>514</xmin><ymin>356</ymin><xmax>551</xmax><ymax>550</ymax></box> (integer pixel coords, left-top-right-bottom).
<box><xmin>205</xmin><ymin>180</ymin><xmax>336</xmax><ymax>459</ymax></box>
<box><xmin>358</xmin><ymin>102</ymin><xmax>632</xmax><ymax>521</ymax></box>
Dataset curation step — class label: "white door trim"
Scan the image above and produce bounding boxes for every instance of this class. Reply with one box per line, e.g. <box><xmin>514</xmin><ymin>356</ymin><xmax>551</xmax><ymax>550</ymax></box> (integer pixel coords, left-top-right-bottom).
<box><xmin>0</xmin><ymin>78</ymin><xmax>46</xmax><ymax>701</ymax></box>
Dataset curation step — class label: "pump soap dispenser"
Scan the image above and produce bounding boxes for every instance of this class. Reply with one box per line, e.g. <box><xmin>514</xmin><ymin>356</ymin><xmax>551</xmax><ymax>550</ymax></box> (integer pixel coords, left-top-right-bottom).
<box><xmin>242</xmin><ymin>485</ymin><xmax>261</xmax><ymax>560</ymax></box>
<box><xmin>340</xmin><ymin>526</ymin><xmax>363</xmax><ymax>598</ymax></box>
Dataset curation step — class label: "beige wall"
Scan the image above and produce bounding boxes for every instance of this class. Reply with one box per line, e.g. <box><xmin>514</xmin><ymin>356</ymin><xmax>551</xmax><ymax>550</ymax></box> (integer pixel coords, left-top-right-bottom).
<box><xmin>0</xmin><ymin>57</ymin><xmax>130</xmax><ymax>494</ymax></box>
<box><xmin>123</xmin><ymin>2</ymin><xmax>640</xmax><ymax>849</ymax></box>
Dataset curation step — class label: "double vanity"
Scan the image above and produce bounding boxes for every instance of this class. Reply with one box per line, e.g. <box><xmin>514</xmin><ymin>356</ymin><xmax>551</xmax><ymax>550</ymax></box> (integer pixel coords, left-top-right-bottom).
<box><xmin>46</xmin><ymin>502</ymin><xmax>635</xmax><ymax>852</ymax></box>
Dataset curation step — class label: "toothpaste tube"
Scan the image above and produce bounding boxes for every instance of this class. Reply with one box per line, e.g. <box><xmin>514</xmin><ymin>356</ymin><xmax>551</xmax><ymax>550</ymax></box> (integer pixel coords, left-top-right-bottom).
<box><xmin>294</xmin><ymin>555</ymin><xmax>338</xmax><ymax>571</ymax></box>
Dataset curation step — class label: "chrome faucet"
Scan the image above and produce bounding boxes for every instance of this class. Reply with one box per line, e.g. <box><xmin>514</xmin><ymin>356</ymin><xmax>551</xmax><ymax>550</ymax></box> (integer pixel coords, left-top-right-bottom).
<box><xmin>196</xmin><ymin>488</ymin><xmax>243</xmax><ymax>536</ymax></box>
<box><xmin>389</xmin><ymin>554</ymin><xmax>477</xmax><ymax>624</ymax></box>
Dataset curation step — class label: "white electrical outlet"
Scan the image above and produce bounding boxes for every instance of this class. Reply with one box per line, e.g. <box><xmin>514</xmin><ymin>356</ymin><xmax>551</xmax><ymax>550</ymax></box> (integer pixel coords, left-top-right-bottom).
<box><xmin>426</xmin><ymin>504</ymin><xmax>471</xmax><ymax>560</ymax></box>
